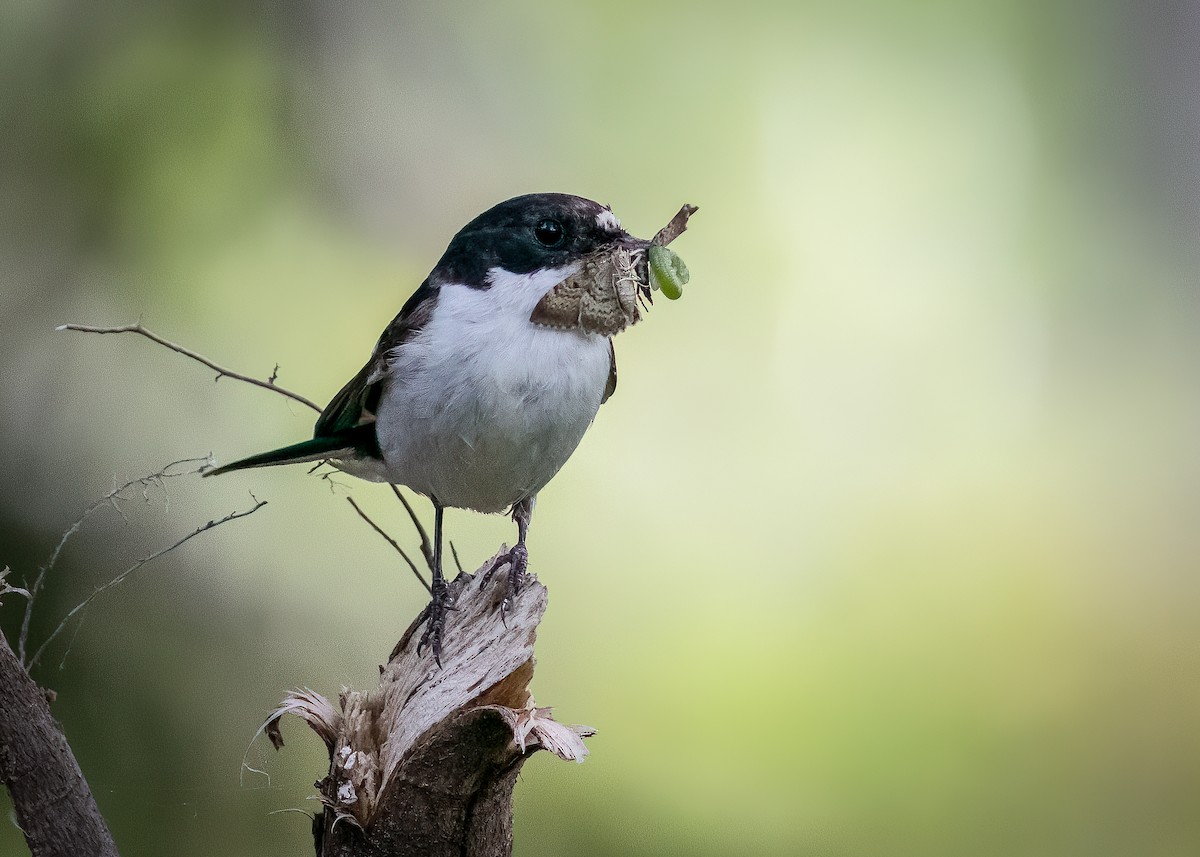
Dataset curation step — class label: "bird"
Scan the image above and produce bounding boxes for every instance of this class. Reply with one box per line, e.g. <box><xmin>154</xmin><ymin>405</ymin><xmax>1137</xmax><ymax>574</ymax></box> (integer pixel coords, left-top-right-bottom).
<box><xmin>205</xmin><ymin>193</ymin><xmax>670</xmax><ymax>663</ymax></box>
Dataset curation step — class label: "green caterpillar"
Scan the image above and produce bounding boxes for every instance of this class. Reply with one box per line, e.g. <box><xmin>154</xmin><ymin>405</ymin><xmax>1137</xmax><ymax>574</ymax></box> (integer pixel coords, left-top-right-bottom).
<box><xmin>648</xmin><ymin>244</ymin><xmax>689</xmax><ymax>301</ymax></box>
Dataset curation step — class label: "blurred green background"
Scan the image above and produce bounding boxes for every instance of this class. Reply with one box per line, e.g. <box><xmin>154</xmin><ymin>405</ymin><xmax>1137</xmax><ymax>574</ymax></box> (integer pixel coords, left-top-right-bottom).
<box><xmin>2</xmin><ymin>1</ymin><xmax>1198</xmax><ymax>855</ymax></box>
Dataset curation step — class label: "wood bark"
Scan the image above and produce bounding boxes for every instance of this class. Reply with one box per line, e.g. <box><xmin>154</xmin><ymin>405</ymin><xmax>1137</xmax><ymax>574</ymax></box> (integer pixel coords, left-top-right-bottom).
<box><xmin>0</xmin><ymin>633</ymin><xmax>119</xmax><ymax>857</ymax></box>
<box><xmin>267</xmin><ymin>556</ymin><xmax>592</xmax><ymax>857</ymax></box>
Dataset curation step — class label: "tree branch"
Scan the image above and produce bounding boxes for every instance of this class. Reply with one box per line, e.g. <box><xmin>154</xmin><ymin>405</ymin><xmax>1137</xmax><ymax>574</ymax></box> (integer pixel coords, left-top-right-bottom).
<box><xmin>0</xmin><ymin>632</ymin><xmax>120</xmax><ymax>857</ymax></box>
<box><xmin>56</xmin><ymin>323</ymin><xmax>322</xmax><ymax>413</ymax></box>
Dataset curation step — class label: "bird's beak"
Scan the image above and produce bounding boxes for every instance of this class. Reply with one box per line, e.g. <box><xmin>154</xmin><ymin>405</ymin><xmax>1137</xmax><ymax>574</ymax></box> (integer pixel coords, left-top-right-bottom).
<box><xmin>617</xmin><ymin>232</ymin><xmax>652</xmax><ymax>253</ymax></box>
<box><xmin>616</xmin><ymin>232</ymin><xmax>653</xmax><ymax>287</ymax></box>
<box><xmin>619</xmin><ymin>231</ymin><xmax>657</xmax><ymax>298</ymax></box>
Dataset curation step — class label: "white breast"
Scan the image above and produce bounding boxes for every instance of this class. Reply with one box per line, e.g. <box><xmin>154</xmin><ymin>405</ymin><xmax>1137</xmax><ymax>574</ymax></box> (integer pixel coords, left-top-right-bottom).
<box><xmin>373</xmin><ymin>265</ymin><xmax>612</xmax><ymax>513</ymax></box>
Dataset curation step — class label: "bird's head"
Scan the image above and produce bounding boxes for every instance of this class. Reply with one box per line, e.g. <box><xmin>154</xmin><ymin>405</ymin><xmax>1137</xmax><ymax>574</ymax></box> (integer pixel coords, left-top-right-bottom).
<box><xmin>428</xmin><ymin>193</ymin><xmax>650</xmax><ymax>291</ymax></box>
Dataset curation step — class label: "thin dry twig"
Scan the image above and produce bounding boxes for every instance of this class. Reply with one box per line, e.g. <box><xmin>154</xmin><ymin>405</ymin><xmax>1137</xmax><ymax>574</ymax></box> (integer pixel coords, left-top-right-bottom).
<box><xmin>0</xmin><ymin>567</ymin><xmax>30</xmax><ymax>604</ymax></box>
<box><xmin>26</xmin><ymin>498</ymin><xmax>268</xmax><ymax>672</ymax></box>
<box><xmin>449</xmin><ymin>541</ymin><xmax>465</xmax><ymax>576</ymax></box>
<box><xmin>17</xmin><ymin>455</ymin><xmax>214</xmax><ymax>665</ymax></box>
<box><xmin>55</xmin><ymin>323</ymin><xmax>444</xmax><ymax>607</ymax></box>
<box><xmin>57</xmin><ymin>322</ymin><xmax>322</xmax><ymax>413</ymax></box>
<box><xmin>58</xmin><ymin>321</ymin><xmax>447</xmax><ymax>581</ymax></box>
<box><xmin>346</xmin><ymin>498</ymin><xmax>431</xmax><ymax>594</ymax></box>
<box><xmin>652</xmin><ymin>203</ymin><xmax>699</xmax><ymax>247</ymax></box>
<box><xmin>390</xmin><ymin>484</ymin><xmax>434</xmax><ymax>572</ymax></box>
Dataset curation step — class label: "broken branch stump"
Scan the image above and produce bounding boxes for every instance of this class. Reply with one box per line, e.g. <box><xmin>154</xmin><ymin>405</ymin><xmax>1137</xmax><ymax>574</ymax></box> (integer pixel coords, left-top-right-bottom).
<box><xmin>267</xmin><ymin>555</ymin><xmax>593</xmax><ymax>857</ymax></box>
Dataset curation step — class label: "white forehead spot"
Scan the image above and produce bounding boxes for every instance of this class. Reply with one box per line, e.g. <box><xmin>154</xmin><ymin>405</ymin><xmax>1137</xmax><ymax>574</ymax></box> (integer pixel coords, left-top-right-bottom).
<box><xmin>595</xmin><ymin>207</ymin><xmax>622</xmax><ymax>232</ymax></box>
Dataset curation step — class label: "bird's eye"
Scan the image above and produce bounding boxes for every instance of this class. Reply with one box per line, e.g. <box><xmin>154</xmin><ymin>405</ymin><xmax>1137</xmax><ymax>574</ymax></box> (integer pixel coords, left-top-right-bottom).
<box><xmin>534</xmin><ymin>219</ymin><xmax>564</xmax><ymax>247</ymax></box>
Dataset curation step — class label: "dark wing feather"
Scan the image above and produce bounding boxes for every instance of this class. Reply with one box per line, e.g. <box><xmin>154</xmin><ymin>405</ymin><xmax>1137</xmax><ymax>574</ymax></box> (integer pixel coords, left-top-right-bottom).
<box><xmin>602</xmin><ymin>338</ymin><xmax>617</xmax><ymax>404</ymax></box>
<box><xmin>314</xmin><ymin>281</ymin><xmax>440</xmax><ymax>438</ymax></box>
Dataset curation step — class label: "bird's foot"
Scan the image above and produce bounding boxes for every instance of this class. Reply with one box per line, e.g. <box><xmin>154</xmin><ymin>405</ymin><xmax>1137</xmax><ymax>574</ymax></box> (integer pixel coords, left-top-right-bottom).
<box><xmin>479</xmin><ymin>543</ymin><xmax>528</xmax><ymax>623</ymax></box>
<box><xmin>480</xmin><ymin>543</ymin><xmax>528</xmax><ymax>593</ymax></box>
<box><xmin>416</xmin><ymin>577</ymin><xmax>455</xmax><ymax>667</ymax></box>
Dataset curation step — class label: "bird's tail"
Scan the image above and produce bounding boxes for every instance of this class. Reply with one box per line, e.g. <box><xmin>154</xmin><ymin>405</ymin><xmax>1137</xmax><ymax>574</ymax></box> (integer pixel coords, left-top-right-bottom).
<box><xmin>204</xmin><ymin>430</ymin><xmax>370</xmax><ymax>477</ymax></box>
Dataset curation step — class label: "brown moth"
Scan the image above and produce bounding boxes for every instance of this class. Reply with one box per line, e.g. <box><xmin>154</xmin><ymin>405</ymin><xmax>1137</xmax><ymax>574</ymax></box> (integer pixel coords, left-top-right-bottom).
<box><xmin>530</xmin><ymin>204</ymin><xmax>697</xmax><ymax>336</ymax></box>
<box><xmin>530</xmin><ymin>246</ymin><xmax>644</xmax><ymax>336</ymax></box>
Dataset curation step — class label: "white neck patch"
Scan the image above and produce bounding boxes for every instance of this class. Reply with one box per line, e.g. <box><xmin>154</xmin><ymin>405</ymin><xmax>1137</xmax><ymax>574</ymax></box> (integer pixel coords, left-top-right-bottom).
<box><xmin>478</xmin><ymin>263</ymin><xmax>581</xmax><ymax>317</ymax></box>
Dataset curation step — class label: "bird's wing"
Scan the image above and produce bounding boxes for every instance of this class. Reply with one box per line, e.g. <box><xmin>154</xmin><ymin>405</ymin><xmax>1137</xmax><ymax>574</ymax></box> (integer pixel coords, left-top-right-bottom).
<box><xmin>314</xmin><ymin>282</ymin><xmax>440</xmax><ymax>438</ymax></box>
<box><xmin>602</xmin><ymin>338</ymin><xmax>617</xmax><ymax>404</ymax></box>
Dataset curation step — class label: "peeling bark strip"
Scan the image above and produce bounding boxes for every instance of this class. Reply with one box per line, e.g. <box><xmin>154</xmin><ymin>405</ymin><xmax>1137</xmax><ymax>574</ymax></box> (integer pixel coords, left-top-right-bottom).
<box><xmin>267</xmin><ymin>556</ymin><xmax>593</xmax><ymax>857</ymax></box>
<box><xmin>0</xmin><ymin>633</ymin><xmax>119</xmax><ymax>857</ymax></box>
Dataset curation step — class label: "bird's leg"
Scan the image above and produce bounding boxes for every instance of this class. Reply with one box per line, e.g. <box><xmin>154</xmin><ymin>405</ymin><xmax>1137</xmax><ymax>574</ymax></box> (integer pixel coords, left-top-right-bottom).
<box><xmin>416</xmin><ymin>501</ymin><xmax>452</xmax><ymax>666</ymax></box>
<box><xmin>480</xmin><ymin>496</ymin><xmax>533</xmax><ymax>601</ymax></box>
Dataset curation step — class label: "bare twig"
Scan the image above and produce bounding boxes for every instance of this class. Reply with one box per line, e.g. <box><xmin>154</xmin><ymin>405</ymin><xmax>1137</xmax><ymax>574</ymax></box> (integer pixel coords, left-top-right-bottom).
<box><xmin>449</xmin><ymin>541</ymin><xmax>465</xmax><ymax>576</ymax></box>
<box><xmin>56</xmin><ymin>322</ymin><xmax>322</xmax><ymax>413</ymax></box>
<box><xmin>26</xmin><ymin>498</ymin><xmax>268</xmax><ymax>672</ymax></box>
<box><xmin>57</xmin><ymin>323</ymin><xmax>448</xmax><ymax>585</ymax></box>
<box><xmin>390</xmin><ymin>484</ymin><xmax>434</xmax><ymax>572</ymax></box>
<box><xmin>17</xmin><ymin>455</ymin><xmax>214</xmax><ymax>665</ymax></box>
<box><xmin>346</xmin><ymin>498</ymin><xmax>430</xmax><ymax>594</ymax></box>
<box><xmin>652</xmin><ymin>203</ymin><xmax>699</xmax><ymax>247</ymax></box>
<box><xmin>0</xmin><ymin>567</ymin><xmax>30</xmax><ymax>603</ymax></box>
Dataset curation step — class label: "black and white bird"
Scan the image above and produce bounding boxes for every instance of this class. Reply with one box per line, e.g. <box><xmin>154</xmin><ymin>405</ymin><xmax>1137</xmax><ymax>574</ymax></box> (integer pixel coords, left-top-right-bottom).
<box><xmin>206</xmin><ymin>193</ymin><xmax>681</xmax><ymax>661</ymax></box>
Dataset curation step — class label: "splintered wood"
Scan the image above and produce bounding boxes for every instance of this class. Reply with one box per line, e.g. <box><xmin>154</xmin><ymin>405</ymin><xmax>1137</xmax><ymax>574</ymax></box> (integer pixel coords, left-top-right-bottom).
<box><xmin>530</xmin><ymin>203</ymin><xmax>698</xmax><ymax>336</ymax></box>
<box><xmin>265</xmin><ymin>554</ymin><xmax>593</xmax><ymax>857</ymax></box>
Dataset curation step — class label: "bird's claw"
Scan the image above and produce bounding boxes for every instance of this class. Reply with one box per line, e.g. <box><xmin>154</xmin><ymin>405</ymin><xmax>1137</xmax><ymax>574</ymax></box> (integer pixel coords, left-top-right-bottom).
<box><xmin>416</xmin><ymin>578</ymin><xmax>454</xmax><ymax>667</ymax></box>
<box><xmin>479</xmin><ymin>543</ymin><xmax>528</xmax><ymax>626</ymax></box>
<box><xmin>480</xmin><ymin>543</ymin><xmax>528</xmax><ymax>594</ymax></box>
